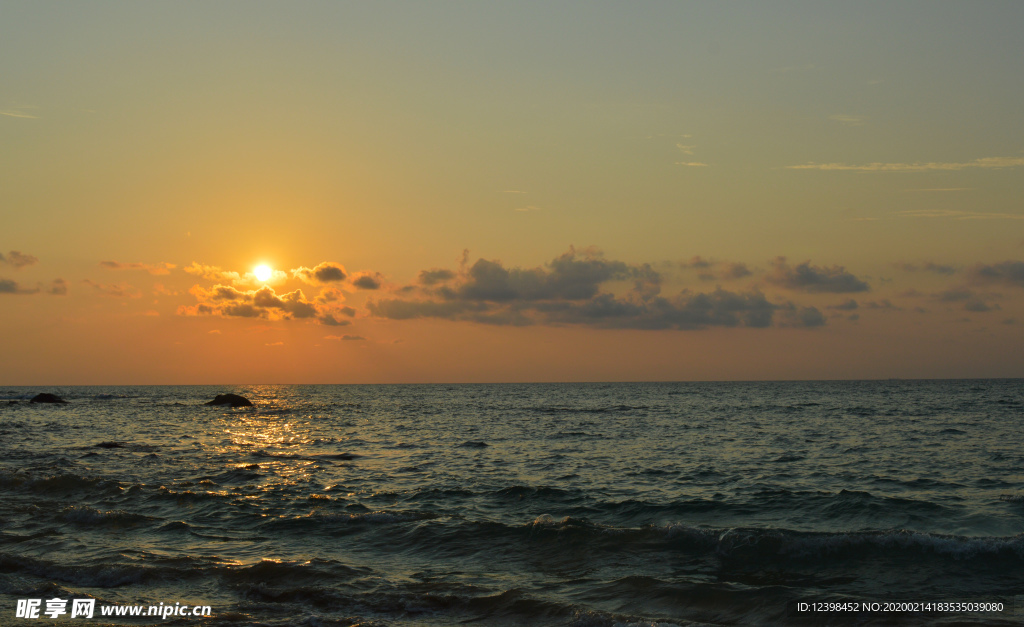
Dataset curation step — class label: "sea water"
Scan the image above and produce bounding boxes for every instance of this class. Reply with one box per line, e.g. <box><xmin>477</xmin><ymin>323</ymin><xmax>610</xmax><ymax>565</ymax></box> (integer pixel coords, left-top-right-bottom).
<box><xmin>1</xmin><ymin>381</ymin><xmax>1023</xmax><ymax>625</ymax></box>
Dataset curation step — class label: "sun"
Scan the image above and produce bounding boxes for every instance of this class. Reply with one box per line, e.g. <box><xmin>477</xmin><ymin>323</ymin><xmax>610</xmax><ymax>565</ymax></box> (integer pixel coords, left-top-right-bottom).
<box><xmin>253</xmin><ymin>264</ymin><xmax>273</xmax><ymax>282</ymax></box>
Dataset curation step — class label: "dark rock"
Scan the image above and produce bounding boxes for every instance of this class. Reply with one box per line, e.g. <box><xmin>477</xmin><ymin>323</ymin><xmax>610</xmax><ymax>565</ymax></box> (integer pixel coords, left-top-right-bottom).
<box><xmin>30</xmin><ymin>393</ymin><xmax>67</xmax><ymax>404</ymax></box>
<box><xmin>206</xmin><ymin>393</ymin><xmax>253</xmax><ymax>407</ymax></box>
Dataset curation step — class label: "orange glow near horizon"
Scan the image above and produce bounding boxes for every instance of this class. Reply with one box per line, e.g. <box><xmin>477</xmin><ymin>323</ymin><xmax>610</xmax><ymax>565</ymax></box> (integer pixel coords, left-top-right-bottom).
<box><xmin>3</xmin><ymin>4</ymin><xmax>1024</xmax><ymax>384</ymax></box>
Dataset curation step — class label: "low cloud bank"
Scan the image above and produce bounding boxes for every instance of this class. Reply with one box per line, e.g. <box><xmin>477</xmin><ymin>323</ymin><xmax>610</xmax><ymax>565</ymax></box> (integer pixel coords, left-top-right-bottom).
<box><xmin>369</xmin><ymin>249</ymin><xmax>826</xmax><ymax>330</ymax></box>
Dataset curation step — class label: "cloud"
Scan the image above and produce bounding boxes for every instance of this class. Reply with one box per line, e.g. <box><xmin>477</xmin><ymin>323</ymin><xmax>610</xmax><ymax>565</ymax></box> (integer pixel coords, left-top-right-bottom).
<box><xmin>896</xmin><ymin>262</ymin><xmax>957</xmax><ymax>275</ymax></box>
<box><xmin>312</xmin><ymin>287</ymin><xmax>346</xmax><ymax>305</ymax></box>
<box><xmin>351</xmin><ymin>272</ymin><xmax>384</xmax><ymax>290</ymax></box>
<box><xmin>292</xmin><ymin>262</ymin><xmax>347</xmax><ymax>284</ymax></box>
<box><xmin>252</xmin><ymin>286</ymin><xmax>319</xmax><ymax>318</ymax></box>
<box><xmin>99</xmin><ymin>260</ymin><xmax>176</xmax><ymax>275</ymax></box>
<box><xmin>371</xmin><ymin>288</ymin><xmax>828</xmax><ymax>330</ymax></box>
<box><xmin>184</xmin><ymin>262</ymin><xmax>243</xmax><ymax>284</ymax></box>
<box><xmin>48</xmin><ymin>278</ymin><xmax>67</xmax><ymax>296</ymax></box>
<box><xmin>929</xmin><ymin>288</ymin><xmax>999</xmax><ymax>312</ymax></box>
<box><xmin>184</xmin><ymin>263</ymin><xmax>289</xmax><ymax>286</ymax></box>
<box><xmin>453</xmin><ymin>248</ymin><xmax>634</xmax><ymax>302</ymax></box>
<box><xmin>897</xmin><ymin>209</ymin><xmax>1024</xmax><ymax>220</ymax></box>
<box><xmin>862</xmin><ymin>299</ymin><xmax>902</xmax><ymax>311</ymax></box>
<box><xmin>221</xmin><ymin>303</ymin><xmax>262</xmax><ymax>317</ymax></box>
<box><xmin>0</xmin><ymin>278</ymin><xmax>39</xmax><ymax>295</ymax></box>
<box><xmin>827</xmin><ymin>299</ymin><xmax>859</xmax><ymax>311</ymax></box>
<box><xmin>325</xmin><ymin>334</ymin><xmax>366</xmax><ymax>341</ymax></box>
<box><xmin>153</xmin><ymin>283</ymin><xmax>179</xmax><ymax>296</ymax></box>
<box><xmin>967</xmin><ymin>261</ymin><xmax>1024</xmax><ymax>288</ymax></box>
<box><xmin>515</xmin><ymin>205</ymin><xmax>543</xmax><ymax>212</ymax></box>
<box><xmin>682</xmin><ymin>257</ymin><xmax>752</xmax><ymax>281</ymax></box>
<box><xmin>0</xmin><ymin>277</ymin><xmax>66</xmax><ymax>296</ymax></box>
<box><xmin>367</xmin><ymin>249</ymin><xmax>826</xmax><ymax>330</ymax></box>
<box><xmin>83</xmin><ymin>280</ymin><xmax>141</xmax><ymax>298</ymax></box>
<box><xmin>317</xmin><ymin>312</ymin><xmax>352</xmax><ymax>326</ymax></box>
<box><xmin>418</xmin><ymin>269</ymin><xmax>456</xmax><ymax>285</ymax></box>
<box><xmin>788</xmin><ymin>156</ymin><xmax>1024</xmax><ymax>172</ymax></box>
<box><xmin>676</xmin><ymin>144</ymin><xmax>697</xmax><ymax>155</ymax></box>
<box><xmin>0</xmin><ymin>250</ymin><xmax>39</xmax><ymax>269</ymax></box>
<box><xmin>675</xmin><ymin>162</ymin><xmax>708</xmax><ymax>167</ymax></box>
<box><xmin>181</xmin><ymin>283</ymin><xmax>347</xmax><ymax>324</ymax></box>
<box><xmin>0</xmin><ymin>109</ymin><xmax>38</xmax><ymax>119</ymax></box>
<box><xmin>189</xmin><ymin>284</ymin><xmax>250</xmax><ymax>302</ymax></box>
<box><xmin>829</xmin><ymin>114</ymin><xmax>866</xmax><ymax>126</ymax></box>
<box><xmin>933</xmin><ymin>288</ymin><xmax>975</xmax><ymax>303</ymax></box>
<box><xmin>683</xmin><ymin>256</ymin><xmax>712</xmax><ymax>269</ymax></box>
<box><xmin>965</xmin><ymin>300</ymin><xmax>998</xmax><ymax>313</ymax></box>
<box><xmin>767</xmin><ymin>258</ymin><xmax>870</xmax><ymax>293</ymax></box>
<box><xmin>720</xmin><ymin>262</ymin><xmax>753</xmax><ymax>280</ymax></box>
<box><xmin>778</xmin><ymin>305</ymin><xmax>827</xmax><ymax>328</ymax></box>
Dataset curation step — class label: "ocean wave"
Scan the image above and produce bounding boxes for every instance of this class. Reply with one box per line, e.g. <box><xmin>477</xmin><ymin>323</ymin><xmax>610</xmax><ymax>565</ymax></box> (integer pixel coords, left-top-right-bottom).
<box><xmin>495</xmin><ymin>485</ymin><xmax>576</xmax><ymax>500</ymax></box>
<box><xmin>0</xmin><ymin>553</ymin><xmax>168</xmax><ymax>587</ymax></box>
<box><xmin>218</xmin><ymin>558</ymin><xmax>370</xmax><ymax>585</ymax></box>
<box><xmin>261</xmin><ymin>509</ymin><xmax>438</xmax><ymax>532</ymax></box>
<box><xmin>0</xmin><ymin>471</ymin><xmax>123</xmax><ymax>496</ymax></box>
<box><xmin>531</xmin><ymin>405</ymin><xmax>650</xmax><ymax>414</ymax></box>
<box><xmin>59</xmin><ymin>505</ymin><xmax>157</xmax><ymax>527</ymax></box>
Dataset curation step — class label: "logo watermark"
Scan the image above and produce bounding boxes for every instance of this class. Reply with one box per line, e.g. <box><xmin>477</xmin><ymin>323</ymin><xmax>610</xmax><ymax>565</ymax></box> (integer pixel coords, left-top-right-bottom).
<box><xmin>16</xmin><ymin>599</ymin><xmax>212</xmax><ymax>620</ymax></box>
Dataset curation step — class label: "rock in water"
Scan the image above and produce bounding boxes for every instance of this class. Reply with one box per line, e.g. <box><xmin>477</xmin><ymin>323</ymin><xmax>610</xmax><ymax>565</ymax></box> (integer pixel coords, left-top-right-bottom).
<box><xmin>205</xmin><ymin>394</ymin><xmax>253</xmax><ymax>407</ymax></box>
<box><xmin>30</xmin><ymin>393</ymin><xmax>67</xmax><ymax>404</ymax></box>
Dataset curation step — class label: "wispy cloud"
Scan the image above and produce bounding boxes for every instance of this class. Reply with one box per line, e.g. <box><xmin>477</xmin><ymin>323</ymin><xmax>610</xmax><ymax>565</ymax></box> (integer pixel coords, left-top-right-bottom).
<box><xmin>896</xmin><ymin>209</ymin><xmax>1024</xmax><ymax>220</ymax></box>
<box><xmin>184</xmin><ymin>263</ymin><xmax>243</xmax><ymax>284</ymax></box>
<box><xmin>100</xmin><ymin>260</ymin><xmax>176</xmax><ymax>275</ymax></box>
<box><xmin>515</xmin><ymin>205</ymin><xmax>543</xmax><ymax>212</ymax></box>
<box><xmin>788</xmin><ymin>156</ymin><xmax>1024</xmax><ymax>172</ymax></box>
<box><xmin>968</xmin><ymin>261</ymin><xmax>1024</xmax><ymax>288</ymax></box>
<box><xmin>0</xmin><ymin>109</ymin><xmax>38</xmax><ymax>119</ymax></box>
<box><xmin>675</xmin><ymin>162</ymin><xmax>709</xmax><ymax>167</ymax></box>
<box><xmin>0</xmin><ymin>250</ymin><xmax>39</xmax><ymax>269</ymax></box>
<box><xmin>903</xmin><ymin>188</ymin><xmax>973</xmax><ymax>192</ymax></box>
<box><xmin>0</xmin><ymin>279</ymin><xmax>38</xmax><ymax>295</ymax></box>
<box><xmin>896</xmin><ymin>262</ymin><xmax>958</xmax><ymax>275</ymax></box>
<box><xmin>829</xmin><ymin>114</ymin><xmax>866</xmax><ymax>126</ymax></box>
<box><xmin>676</xmin><ymin>144</ymin><xmax>697</xmax><ymax>155</ymax></box>
<box><xmin>82</xmin><ymin>279</ymin><xmax>141</xmax><ymax>299</ymax></box>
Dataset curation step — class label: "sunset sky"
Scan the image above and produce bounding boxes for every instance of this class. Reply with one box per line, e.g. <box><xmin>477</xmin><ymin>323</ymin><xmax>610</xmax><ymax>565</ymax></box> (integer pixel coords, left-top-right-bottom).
<box><xmin>3</xmin><ymin>2</ymin><xmax>1024</xmax><ymax>384</ymax></box>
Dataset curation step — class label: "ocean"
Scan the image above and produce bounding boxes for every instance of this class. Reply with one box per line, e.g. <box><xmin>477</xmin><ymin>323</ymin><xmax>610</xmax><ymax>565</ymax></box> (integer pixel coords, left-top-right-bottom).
<box><xmin>1</xmin><ymin>380</ymin><xmax>1022</xmax><ymax>625</ymax></box>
